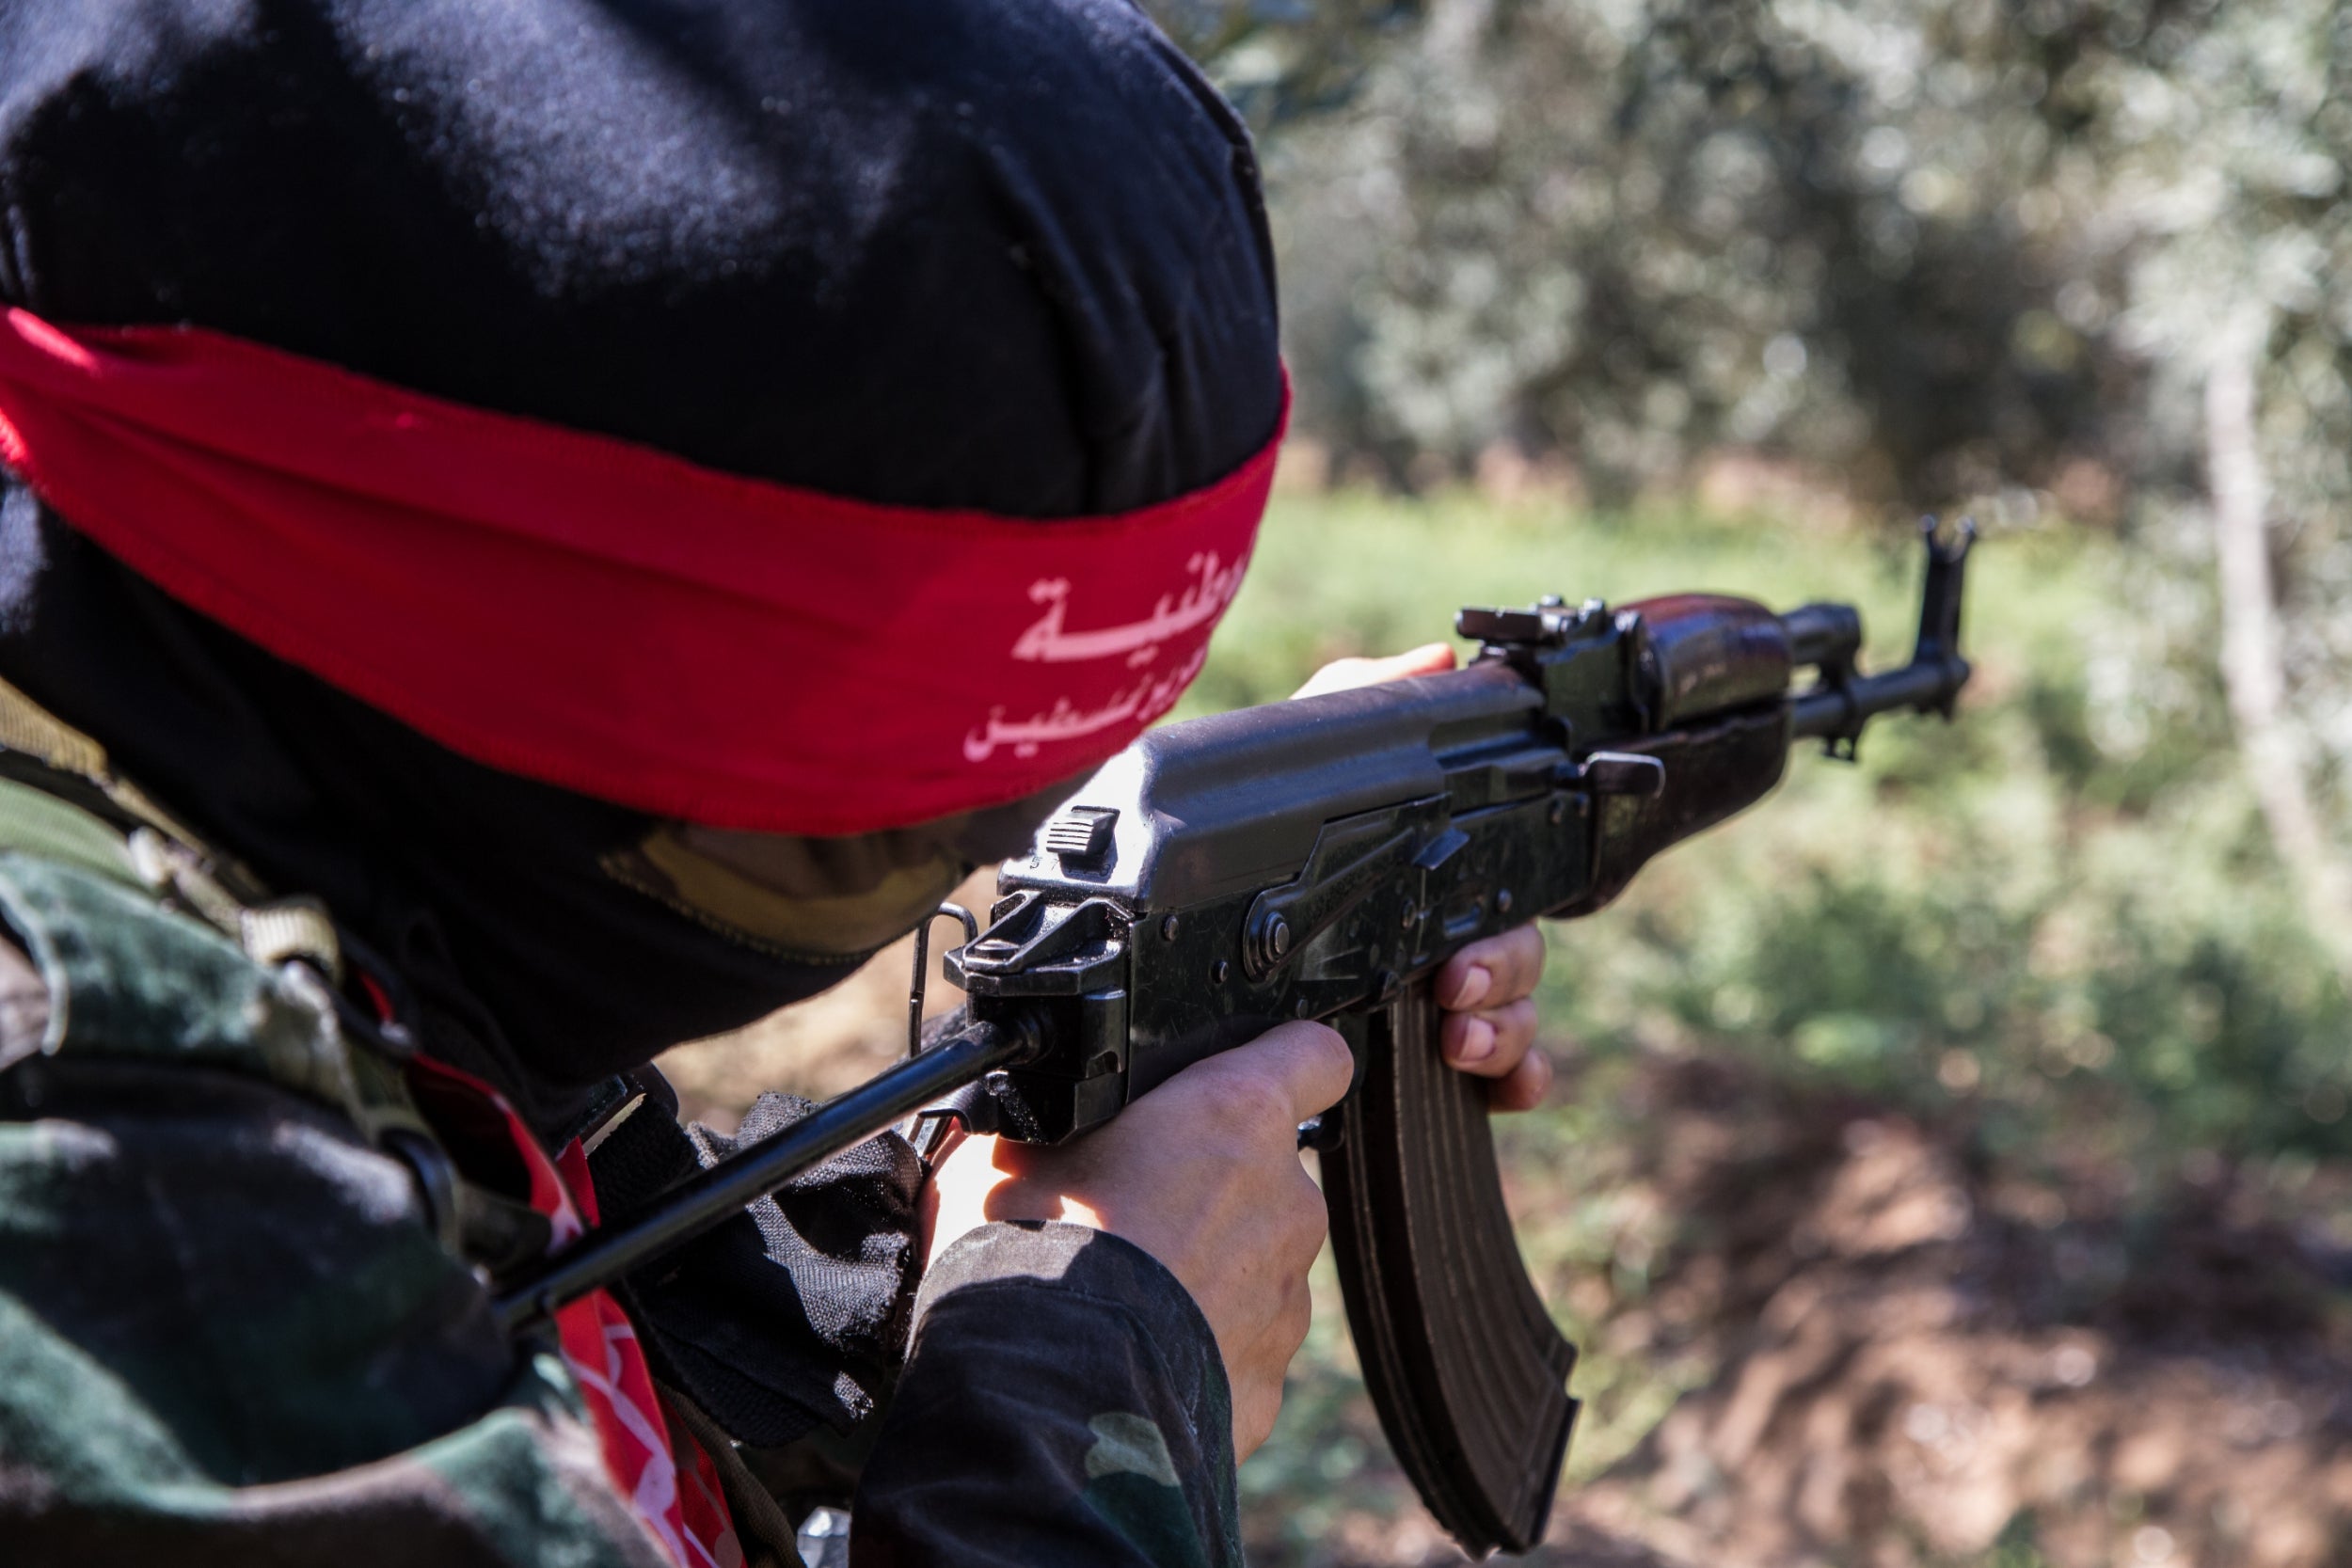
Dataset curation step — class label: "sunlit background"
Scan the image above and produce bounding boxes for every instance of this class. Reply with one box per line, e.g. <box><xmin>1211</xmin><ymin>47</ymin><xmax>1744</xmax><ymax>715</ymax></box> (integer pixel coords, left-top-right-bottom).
<box><xmin>664</xmin><ymin>5</ymin><xmax>2352</xmax><ymax>1563</ymax></box>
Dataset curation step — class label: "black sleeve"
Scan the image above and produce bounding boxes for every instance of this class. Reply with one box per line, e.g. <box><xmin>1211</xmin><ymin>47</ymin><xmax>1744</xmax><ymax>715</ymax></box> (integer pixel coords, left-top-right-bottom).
<box><xmin>850</xmin><ymin>1221</ymin><xmax>1241</xmax><ymax>1568</ymax></box>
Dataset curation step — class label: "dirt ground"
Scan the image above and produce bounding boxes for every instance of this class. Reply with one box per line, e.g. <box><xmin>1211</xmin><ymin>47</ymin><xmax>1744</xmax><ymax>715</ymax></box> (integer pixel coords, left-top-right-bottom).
<box><xmin>656</xmin><ymin>869</ymin><xmax>1001</xmax><ymax>1129</ymax></box>
<box><xmin>660</xmin><ymin>938</ymin><xmax>2352</xmax><ymax>1568</ymax></box>
<box><xmin>1285</xmin><ymin>1055</ymin><xmax>2352</xmax><ymax>1568</ymax></box>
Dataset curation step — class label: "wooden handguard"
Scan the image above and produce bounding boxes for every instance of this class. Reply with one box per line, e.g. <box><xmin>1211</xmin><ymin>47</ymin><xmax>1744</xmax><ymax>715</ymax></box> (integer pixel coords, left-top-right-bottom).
<box><xmin>1323</xmin><ymin>978</ymin><xmax>1580</xmax><ymax>1556</ymax></box>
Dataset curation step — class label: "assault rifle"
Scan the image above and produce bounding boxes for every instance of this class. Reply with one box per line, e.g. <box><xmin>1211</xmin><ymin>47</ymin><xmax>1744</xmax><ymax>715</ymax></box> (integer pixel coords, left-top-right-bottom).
<box><xmin>496</xmin><ymin>518</ymin><xmax>1976</xmax><ymax>1557</ymax></box>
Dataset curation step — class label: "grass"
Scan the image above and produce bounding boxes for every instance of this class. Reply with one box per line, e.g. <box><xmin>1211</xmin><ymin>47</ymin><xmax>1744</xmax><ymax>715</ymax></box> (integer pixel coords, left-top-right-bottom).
<box><xmin>1195</xmin><ymin>486</ymin><xmax>2348</xmax><ymax>1171</ymax></box>
<box><xmin>1207</xmin><ymin>486</ymin><xmax>2352</xmax><ymax>1562</ymax></box>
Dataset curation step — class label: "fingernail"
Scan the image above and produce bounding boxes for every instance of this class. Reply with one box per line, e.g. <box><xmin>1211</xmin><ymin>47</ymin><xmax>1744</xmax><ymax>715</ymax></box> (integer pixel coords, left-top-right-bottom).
<box><xmin>1454</xmin><ymin>1019</ymin><xmax>1496</xmax><ymax>1065</ymax></box>
<box><xmin>1453</xmin><ymin>965</ymin><xmax>1492</xmax><ymax>1008</ymax></box>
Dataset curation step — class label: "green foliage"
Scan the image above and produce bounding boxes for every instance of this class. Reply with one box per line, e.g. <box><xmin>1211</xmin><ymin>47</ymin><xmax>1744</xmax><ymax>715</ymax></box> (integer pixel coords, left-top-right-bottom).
<box><xmin>1168</xmin><ymin>6</ymin><xmax>2352</xmax><ymax>1553</ymax></box>
<box><xmin>1217</xmin><ymin>488</ymin><xmax>2349</xmax><ymax>1558</ymax></box>
<box><xmin>1247</xmin><ymin>0</ymin><xmax>2352</xmax><ymax>828</ymax></box>
<box><xmin>1197</xmin><ymin>487</ymin><xmax>2351</xmax><ymax>1177</ymax></box>
<box><xmin>2098</xmin><ymin>0</ymin><xmax>2352</xmax><ymax>806</ymax></box>
<box><xmin>1268</xmin><ymin>0</ymin><xmax>2163</xmax><ymax>501</ymax></box>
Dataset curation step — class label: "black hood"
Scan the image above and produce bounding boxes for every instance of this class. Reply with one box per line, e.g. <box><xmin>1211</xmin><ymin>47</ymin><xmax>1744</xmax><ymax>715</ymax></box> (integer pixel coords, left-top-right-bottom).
<box><xmin>0</xmin><ymin>0</ymin><xmax>1281</xmax><ymax>1134</ymax></box>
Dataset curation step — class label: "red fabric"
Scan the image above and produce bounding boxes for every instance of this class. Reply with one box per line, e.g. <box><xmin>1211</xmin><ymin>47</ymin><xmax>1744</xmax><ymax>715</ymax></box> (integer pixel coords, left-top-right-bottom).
<box><xmin>554</xmin><ymin>1138</ymin><xmax>739</xmax><ymax>1568</ymax></box>
<box><xmin>0</xmin><ymin>309</ymin><xmax>1280</xmax><ymax>833</ymax></box>
<box><xmin>408</xmin><ymin>1050</ymin><xmax>738</xmax><ymax>1568</ymax></box>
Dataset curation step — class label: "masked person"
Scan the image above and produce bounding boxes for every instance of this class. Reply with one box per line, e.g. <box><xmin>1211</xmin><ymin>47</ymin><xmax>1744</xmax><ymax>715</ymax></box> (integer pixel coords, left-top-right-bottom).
<box><xmin>0</xmin><ymin>3</ymin><xmax>1553</xmax><ymax>1565</ymax></box>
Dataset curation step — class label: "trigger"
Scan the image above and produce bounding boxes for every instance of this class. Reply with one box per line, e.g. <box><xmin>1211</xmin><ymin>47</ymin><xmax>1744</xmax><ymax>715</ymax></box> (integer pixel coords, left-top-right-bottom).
<box><xmin>1300</xmin><ymin>1014</ymin><xmax>1372</xmax><ymax>1151</ymax></box>
<box><xmin>1297</xmin><ymin>1108</ymin><xmax>1347</xmax><ymax>1153</ymax></box>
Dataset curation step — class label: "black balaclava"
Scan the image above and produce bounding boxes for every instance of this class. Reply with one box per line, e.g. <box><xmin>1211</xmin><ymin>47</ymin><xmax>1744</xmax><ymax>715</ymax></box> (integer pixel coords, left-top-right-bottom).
<box><xmin>0</xmin><ymin>0</ymin><xmax>1281</xmax><ymax>1136</ymax></box>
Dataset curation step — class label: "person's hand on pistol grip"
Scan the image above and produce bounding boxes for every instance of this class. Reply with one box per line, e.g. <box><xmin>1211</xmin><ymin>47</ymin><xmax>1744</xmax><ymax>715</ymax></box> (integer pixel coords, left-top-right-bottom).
<box><xmin>923</xmin><ymin>642</ymin><xmax>1552</xmax><ymax>1459</ymax></box>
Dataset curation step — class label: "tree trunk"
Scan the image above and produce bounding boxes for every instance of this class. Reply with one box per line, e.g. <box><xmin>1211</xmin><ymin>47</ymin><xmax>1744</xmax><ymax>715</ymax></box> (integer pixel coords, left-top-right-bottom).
<box><xmin>2205</xmin><ymin>323</ymin><xmax>2352</xmax><ymax>958</ymax></box>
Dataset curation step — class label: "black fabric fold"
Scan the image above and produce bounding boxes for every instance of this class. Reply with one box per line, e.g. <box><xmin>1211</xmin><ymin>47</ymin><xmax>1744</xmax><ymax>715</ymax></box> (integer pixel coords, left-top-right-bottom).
<box><xmin>588</xmin><ymin>1090</ymin><xmax>925</xmax><ymax>1447</ymax></box>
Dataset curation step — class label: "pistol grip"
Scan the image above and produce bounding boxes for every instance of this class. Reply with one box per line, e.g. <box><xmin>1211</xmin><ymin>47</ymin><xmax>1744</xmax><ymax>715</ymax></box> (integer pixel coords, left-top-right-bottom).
<box><xmin>1322</xmin><ymin>978</ymin><xmax>1579</xmax><ymax>1557</ymax></box>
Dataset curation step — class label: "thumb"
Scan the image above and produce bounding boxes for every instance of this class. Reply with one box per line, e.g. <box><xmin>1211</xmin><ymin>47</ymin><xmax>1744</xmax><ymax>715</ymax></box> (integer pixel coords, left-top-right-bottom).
<box><xmin>1216</xmin><ymin>1020</ymin><xmax>1357</xmax><ymax>1122</ymax></box>
<box><xmin>1291</xmin><ymin>642</ymin><xmax>1459</xmax><ymax>700</ymax></box>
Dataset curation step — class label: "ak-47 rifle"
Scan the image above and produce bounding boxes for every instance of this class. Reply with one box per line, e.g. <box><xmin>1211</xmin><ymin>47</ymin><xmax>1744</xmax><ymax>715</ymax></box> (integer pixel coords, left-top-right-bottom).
<box><xmin>496</xmin><ymin>518</ymin><xmax>1976</xmax><ymax>1557</ymax></box>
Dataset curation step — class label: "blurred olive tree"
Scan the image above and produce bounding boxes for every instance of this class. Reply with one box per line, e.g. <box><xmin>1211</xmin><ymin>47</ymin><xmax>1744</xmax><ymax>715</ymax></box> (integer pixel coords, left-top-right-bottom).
<box><xmin>1162</xmin><ymin>0</ymin><xmax>2352</xmax><ymax>943</ymax></box>
<box><xmin>1138</xmin><ymin>0</ymin><xmax>1422</xmax><ymax>124</ymax></box>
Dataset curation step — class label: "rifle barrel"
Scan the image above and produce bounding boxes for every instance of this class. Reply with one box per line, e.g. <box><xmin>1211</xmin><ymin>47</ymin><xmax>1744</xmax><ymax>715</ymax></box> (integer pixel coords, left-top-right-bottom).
<box><xmin>492</xmin><ymin>1020</ymin><xmax>1030</xmax><ymax>1331</ymax></box>
<box><xmin>1788</xmin><ymin>654</ymin><xmax>1970</xmax><ymax>739</ymax></box>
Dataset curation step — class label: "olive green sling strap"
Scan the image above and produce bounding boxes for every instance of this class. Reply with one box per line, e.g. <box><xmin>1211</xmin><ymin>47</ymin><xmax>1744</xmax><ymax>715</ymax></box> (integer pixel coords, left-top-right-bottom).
<box><xmin>0</xmin><ymin>673</ymin><xmax>439</xmax><ymax>1149</ymax></box>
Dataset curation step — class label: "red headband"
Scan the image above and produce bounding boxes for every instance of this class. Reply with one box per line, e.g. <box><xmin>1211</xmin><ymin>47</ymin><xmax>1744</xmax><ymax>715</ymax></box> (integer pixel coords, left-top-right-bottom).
<box><xmin>0</xmin><ymin>309</ymin><xmax>1279</xmax><ymax>834</ymax></box>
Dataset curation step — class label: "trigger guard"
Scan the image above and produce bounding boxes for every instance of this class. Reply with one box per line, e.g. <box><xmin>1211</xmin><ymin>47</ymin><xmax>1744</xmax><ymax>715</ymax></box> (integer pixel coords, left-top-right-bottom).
<box><xmin>1297</xmin><ymin>1109</ymin><xmax>1347</xmax><ymax>1152</ymax></box>
<box><xmin>911</xmin><ymin>1078</ymin><xmax>1004</xmax><ymax>1166</ymax></box>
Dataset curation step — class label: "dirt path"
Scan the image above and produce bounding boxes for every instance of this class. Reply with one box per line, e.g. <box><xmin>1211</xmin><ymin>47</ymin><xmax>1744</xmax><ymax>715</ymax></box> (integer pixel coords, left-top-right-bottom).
<box><xmin>1294</xmin><ymin>1058</ymin><xmax>2352</xmax><ymax>1567</ymax></box>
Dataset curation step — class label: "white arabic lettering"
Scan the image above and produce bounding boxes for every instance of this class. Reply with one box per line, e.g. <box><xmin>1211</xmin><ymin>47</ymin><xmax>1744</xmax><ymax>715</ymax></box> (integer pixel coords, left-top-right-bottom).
<box><xmin>963</xmin><ymin>644</ymin><xmax>1208</xmax><ymax>763</ymax></box>
<box><xmin>1011</xmin><ymin>552</ymin><xmax>1245</xmax><ymax>669</ymax></box>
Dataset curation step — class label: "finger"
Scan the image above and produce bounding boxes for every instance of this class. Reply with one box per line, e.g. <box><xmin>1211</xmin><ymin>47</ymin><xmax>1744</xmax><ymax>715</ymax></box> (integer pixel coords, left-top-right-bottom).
<box><xmin>1364</xmin><ymin>641</ymin><xmax>1459</xmax><ymax>680</ymax></box>
<box><xmin>1486</xmin><ymin>1046</ymin><xmax>1554</xmax><ymax>1113</ymax></box>
<box><xmin>1440</xmin><ymin>998</ymin><xmax>1538</xmax><ymax>1078</ymax></box>
<box><xmin>1436</xmin><ymin>923</ymin><xmax>1546</xmax><ymax>1009</ymax></box>
<box><xmin>1290</xmin><ymin>641</ymin><xmax>1459</xmax><ymax>700</ymax></box>
<box><xmin>1207</xmin><ymin>1019</ymin><xmax>1356</xmax><ymax>1122</ymax></box>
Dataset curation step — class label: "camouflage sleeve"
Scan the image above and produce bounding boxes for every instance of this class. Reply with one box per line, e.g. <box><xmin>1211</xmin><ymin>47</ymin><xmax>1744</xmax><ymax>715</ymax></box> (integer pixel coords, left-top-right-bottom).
<box><xmin>850</xmin><ymin>1221</ymin><xmax>1240</xmax><ymax>1568</ymax></box>
<box><xmin>0</xmin><ymin>1058</ymin><xmax>670</xmax><ymax>1568</ymax></box>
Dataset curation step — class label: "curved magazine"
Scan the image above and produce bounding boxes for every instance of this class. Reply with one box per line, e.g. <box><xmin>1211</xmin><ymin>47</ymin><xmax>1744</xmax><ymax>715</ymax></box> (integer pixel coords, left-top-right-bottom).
<box><xmin>1322</xmin><ymin>979</ymin><xmax>1580</xmax><ymax>1556</ymax></box>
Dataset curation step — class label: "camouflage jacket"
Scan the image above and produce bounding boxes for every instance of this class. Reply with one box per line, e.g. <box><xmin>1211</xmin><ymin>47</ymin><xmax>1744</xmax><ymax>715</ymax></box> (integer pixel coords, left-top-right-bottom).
<box><xmin>0</xmin><ymin>772</ymin><xmax>1242</xmax><ymax>1568</ymax></box>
